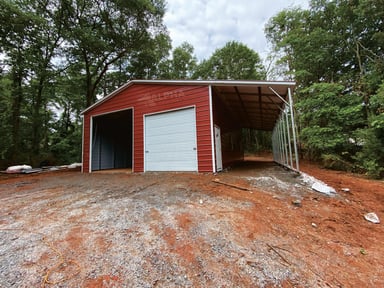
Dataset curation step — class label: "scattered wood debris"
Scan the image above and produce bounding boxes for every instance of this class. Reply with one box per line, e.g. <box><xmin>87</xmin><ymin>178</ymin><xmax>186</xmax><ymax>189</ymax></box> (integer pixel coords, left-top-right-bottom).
<box><xmin>212</xmin><ymin>179</ymin><xmax>251</xmax><ymax>191</ymax></box>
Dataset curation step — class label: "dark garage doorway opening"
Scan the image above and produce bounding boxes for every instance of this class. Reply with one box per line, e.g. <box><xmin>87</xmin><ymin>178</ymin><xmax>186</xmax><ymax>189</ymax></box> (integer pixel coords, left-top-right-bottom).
<box><xmin>91</xmin><ymin>109</ymin><xmax>133</xmax><ymax>171</ymax></box>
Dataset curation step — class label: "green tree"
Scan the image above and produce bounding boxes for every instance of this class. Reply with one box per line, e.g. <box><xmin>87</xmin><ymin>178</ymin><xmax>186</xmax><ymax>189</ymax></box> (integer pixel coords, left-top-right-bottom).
<box><xmin>0</xmin><ymin>0</ymin><xmax>44</xmax><ymax>163</ymax></box>
<box><xmin>125</xmin><ymin>33</ymin><xmax>172</xmax><ymax>80</ymax></box>
<box><xmin>0</xmin><ymin>0</ymin><xmax>171</xmax><ymax>168</ymax></box>
<box><xmin>47</xmin><ymin>68</ymin><xmax>87</xmax><ymax>165</ymax></box>
<box><xmin>264</xmin><ymin>7</ymin><xmax>309</xmax><ymax>81</ymax></box>
<box><xmin>168</xmin><ymin>42</ymin><xmax>198</xmax><ymax>79</ymax></box>
<box><xmin>0</xmin><ymin>75</ymin><xmax>12</xmax><ymax>165</ymax></box>
<box><xmin>265</xmin><ymin>0</ymin><xmax>384</xmax><ymax>177</ymax></box>
<box><xmin>27</xmin><ymin>0</ymin><xmax>66</xmax><ymax>160</ymax></box>
<box><xmin>355</xmin><ymin>0</ymin><xmax>384</xmax><ymax>96</ymax></box>
<box><xmin>63</xmin><ymin>0</ymin><xmax>168</xmax><ymax>106</ymax></box>
<box><xmin>194</xmin><ymin>41</ymin><xmax>266</xmax><ymax>80</ymax></box>
<box><xmin>297</xmin><ymin>83</ymin><xmax>365</xmax><ymax>167</ymax></box>
<box><xmin>354</xmin><ymin>82</ymin><xmax>384</xmax><ymax>178</ymax></box>
<box><xmin>265</xmin><ymin>0</ymin><xmax>384</xmax><ymax>89</ymax></box>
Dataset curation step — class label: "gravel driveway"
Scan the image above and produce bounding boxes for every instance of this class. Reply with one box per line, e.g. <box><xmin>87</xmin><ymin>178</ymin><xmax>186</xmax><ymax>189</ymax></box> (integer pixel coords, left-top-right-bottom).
<box><xmin>1</xmin><ymin>160</ymin><xmax>383</xmax><ymax>287</ymax></box>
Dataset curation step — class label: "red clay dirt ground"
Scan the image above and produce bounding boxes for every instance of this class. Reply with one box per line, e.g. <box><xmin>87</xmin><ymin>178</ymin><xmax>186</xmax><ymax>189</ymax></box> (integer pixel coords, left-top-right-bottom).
<box><xmin>0</xmin><ymin>156</ymin><xmax>383</xmax><ymax>287</ymax></box>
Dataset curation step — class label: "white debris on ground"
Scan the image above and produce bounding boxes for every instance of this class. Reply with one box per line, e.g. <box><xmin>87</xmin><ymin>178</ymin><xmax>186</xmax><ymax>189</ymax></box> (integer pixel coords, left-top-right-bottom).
<box><xmin>245</xmin><ymin>176</ymin><xmax>292</xmax><ymax>192</ymax></box>
<box><xmin>243</xmin><ymin>165</ymin><xmax>337</xmax><ymax>197</ymax></box>
<box><xmin>311</xmin><ymin>182</ymin><xmax>336</xmax><ymax>195</ymax></box>
<box><xmin>364</xmin><ymin>212</ymin><xmax>380</xmax><ymax>224</ymax></box>
<box><xmin>67</xmin><ymin>163</ymin><xmax>82</xmax><ymax>169</ymax></box>
<box><xmin>299</xmin><ymin>172</ymin><xmax>336</xmax><ymax>195</ymax></box>
<box><xmin>3</xmin><ymin>163</ymin><xmax>82</xmax><ymax>174</ymax></box>
<box><xmin>5</xmin><ymin>165</ymin><xmax>32</xmax><ymax>173</ymax></box>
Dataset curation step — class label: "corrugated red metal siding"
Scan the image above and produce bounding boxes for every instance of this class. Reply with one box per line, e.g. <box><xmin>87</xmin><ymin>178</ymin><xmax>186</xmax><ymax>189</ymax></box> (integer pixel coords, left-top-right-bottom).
<box><xmin>82</xmin><ymin>84</ymin><xmax>213</xmax><ymax>173</ymax></box>
<box><xmin>212</xmin><ymin>93</ymin><xmax>244</xmax><ymax>167</ymax></box>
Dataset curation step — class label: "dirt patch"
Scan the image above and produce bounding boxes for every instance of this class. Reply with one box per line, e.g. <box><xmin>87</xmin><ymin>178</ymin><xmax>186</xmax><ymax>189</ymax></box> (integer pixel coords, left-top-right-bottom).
<box><xmin>0</xmin><ymin>158</ymin><xmax>383</xmax><ymax>287</ymax></box>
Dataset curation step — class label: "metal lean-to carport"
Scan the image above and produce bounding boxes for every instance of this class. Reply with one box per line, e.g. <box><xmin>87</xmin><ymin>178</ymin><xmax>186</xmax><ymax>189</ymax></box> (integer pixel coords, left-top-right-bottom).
<box><xmin>82</xmin><ymin>79</ymin><xmax>299</xmax><ymax>173</ymax></box>
<box><xmin>209</xmin><ymin>80</ymin><xmax>299</xmax><ymax>171</ymax></box>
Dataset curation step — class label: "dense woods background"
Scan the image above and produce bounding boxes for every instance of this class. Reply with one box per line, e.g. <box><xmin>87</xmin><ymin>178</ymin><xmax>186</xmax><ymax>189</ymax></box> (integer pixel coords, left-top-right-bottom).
<box><xmin>0</xmin><ymin>0</ymin><xmax>383</xmax><ymax>178</ymax></box>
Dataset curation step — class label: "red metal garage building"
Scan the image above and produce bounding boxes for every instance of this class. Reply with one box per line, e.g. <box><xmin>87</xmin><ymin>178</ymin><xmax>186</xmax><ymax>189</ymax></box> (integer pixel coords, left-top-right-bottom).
<box><xmin>81</xmin><ymin>80</ymin><xmax>298</xmax><ymax>173</ymax></box>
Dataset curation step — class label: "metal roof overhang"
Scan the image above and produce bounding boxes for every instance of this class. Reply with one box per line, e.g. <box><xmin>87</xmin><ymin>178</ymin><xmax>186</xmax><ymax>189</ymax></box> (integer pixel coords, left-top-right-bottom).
<box><xmin>209</xmin><ymin>81</ymin><xmax>295</xmax><ymax>131</ymax></box>
<box><xmin>82</xmin><ymin>80</ymin><xmax>296</xmax><ymax>132</ymax></box>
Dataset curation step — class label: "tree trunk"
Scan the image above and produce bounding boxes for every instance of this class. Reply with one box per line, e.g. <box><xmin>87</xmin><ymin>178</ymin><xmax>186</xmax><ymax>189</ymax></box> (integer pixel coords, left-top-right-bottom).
<box><xmin>31</xmin><ymin>77</ymin><xmax>45</xmax><ymax>157</ymax></box>
<box><xmin>9</xmin><ymin>69</ymin><xmax>23</xmax><ymax>163</ymax></box>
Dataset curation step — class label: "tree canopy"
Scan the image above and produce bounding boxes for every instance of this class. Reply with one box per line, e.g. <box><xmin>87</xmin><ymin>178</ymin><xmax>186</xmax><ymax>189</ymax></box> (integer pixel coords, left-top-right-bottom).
<box><xmin>195</xmin><ymin>41</ymin><xmax>266</xmax><ymax>80</ymax></box>
<box><xmin>155</xmin><ymin>42</ymin><xmax>198</xmax><ymax>79</ymax></box>
<box><xmin>0</xmin><ymin>0</ymin><xmax>169</xmax><ymax>167</ymax></box>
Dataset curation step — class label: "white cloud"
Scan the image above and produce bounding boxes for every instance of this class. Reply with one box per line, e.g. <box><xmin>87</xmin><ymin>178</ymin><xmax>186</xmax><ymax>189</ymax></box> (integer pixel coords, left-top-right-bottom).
<box><xmin>164</xmin><ymin>0</ymin><xmax>309</xmax><ymax>61</ymax></box>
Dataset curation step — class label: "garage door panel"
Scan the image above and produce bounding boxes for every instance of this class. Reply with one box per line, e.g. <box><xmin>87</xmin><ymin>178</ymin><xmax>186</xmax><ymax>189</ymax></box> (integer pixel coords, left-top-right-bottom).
<box><xmin>148</xmin><ymin>162</ymin><xmax>196</xmax><ymax>171</ymax></box>
<box><xmin>146</xmin><ymin>120</ymin><xmax>194</xmax><ymax>133</ymax></box>
<box><xmin>148</xmin><ymin>143</ymin><xmax>195</xmax><ymax>152</ymax></box>
<box><xmin>145</xmin><ymin>108</ymin><xmax>198</xmax><ymax>171</ymax></box>
<box><xmin>147</xmin><ymin>129</ymin><xmax>195</xmax><ymax>140</ymax></box>
<box><xmin>146</xmin><ymin>114</ymin><xmax>193</xmax><ymax>126</ymax></box>
<box><xmin>148</xmin><ymin>151</ymin><xmax>196</xmax><ymax>160</ymax></box>
<box><xmin>146</xmin><ymin>155</ymin><xmax>197</xmax><ymax>170</ymax></box>
<box><xmin>146</xmin><ymin>118</ymin><xmax>192</xmax><ymax>128</ymax></box>
<box><xmin>146</xmin><ymin>134</ymin><xmax>196</xmax><ymax>146</ymax></box>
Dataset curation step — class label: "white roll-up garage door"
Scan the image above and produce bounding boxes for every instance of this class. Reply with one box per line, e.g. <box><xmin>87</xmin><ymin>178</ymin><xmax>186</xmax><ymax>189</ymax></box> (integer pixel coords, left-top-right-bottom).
<box><xmin>144</xmin><ymin>108</ymin><xmax>198</xmax><ymax>171</ymax></box>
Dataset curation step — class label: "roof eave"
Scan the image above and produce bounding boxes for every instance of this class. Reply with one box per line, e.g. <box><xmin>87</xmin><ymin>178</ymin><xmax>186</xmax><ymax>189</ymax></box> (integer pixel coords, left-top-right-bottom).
<box><xmin>80</xmin><ymin>79</ymin><xmax>296</xmax><ymax>115</ymax></box>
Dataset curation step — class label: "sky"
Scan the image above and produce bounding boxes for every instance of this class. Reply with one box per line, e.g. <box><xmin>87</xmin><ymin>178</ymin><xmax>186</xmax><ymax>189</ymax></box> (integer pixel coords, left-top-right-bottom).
<box><xmin>163</xmin><ymin>0</ymin><xmax>309</xmax><ymax>61</ymax></box>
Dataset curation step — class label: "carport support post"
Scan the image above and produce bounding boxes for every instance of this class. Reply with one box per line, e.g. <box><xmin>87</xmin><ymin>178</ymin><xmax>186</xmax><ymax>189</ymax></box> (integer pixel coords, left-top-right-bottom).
<box><xmin>272</xmin><ymin>127</ymin><xmax>278</xmax><ymax>163</ymax></box>
<box><xmin>285</xmin><ymin>107</ymin><xmax>293</xmax><ymax>168</ymax></box>
<box><xmin>280</xmin><ymin>114</ymin><xmax>284</xmax><ymax>165</ymax></box>
<box><xmin>275</xmin><ymin>121</ymin><xmax>280</xmax><ymax>164</ymax></box>
<box><xmin>279</xmin><ymin>111</ymin><xmax>288</xmax><ymax>165</ymax></box>
<box><xmin>288</xmin><ymin>88</ymin><xmax>299</xmax><ymax>171</ymax></box>
<box><xmin>272</xmin><ymin>128</ymin><xmax>275</xmax><ymax>161</ymax></box>
<box><xmin>282</xmin><ymin>112</ymin><xmax>289</xmax><ymax>166</ymax></box>
<box><xmin>272</xmin><ymin>129</ymin><xmax>274</xmax><ymax>160</ymax></box>
<box><xmin>279</xmin><ymin>118</ymin><xmax>285</xmax><ymax>165</ymax></box>
<box><xmin>273</xmin><ymin>125</ymin><xmax>279</xmax><ymax>164</ymax></box>
<box><xmin>274</xmin><ymin>123</ymin><xmax>279</xmax><ymax>163</ymax></box>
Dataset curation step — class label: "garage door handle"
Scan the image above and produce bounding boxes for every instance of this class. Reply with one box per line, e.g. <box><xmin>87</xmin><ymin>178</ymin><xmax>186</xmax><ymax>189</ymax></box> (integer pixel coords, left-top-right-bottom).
<box><xmin>145</xmin><ymin>150</ymin><xmax>149</xmax><ymax>153</ymax></box>
<box><xmin>193</xmin><ymin>147</ymin><xmax>197</xmax><ymax>150</ymax></box>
